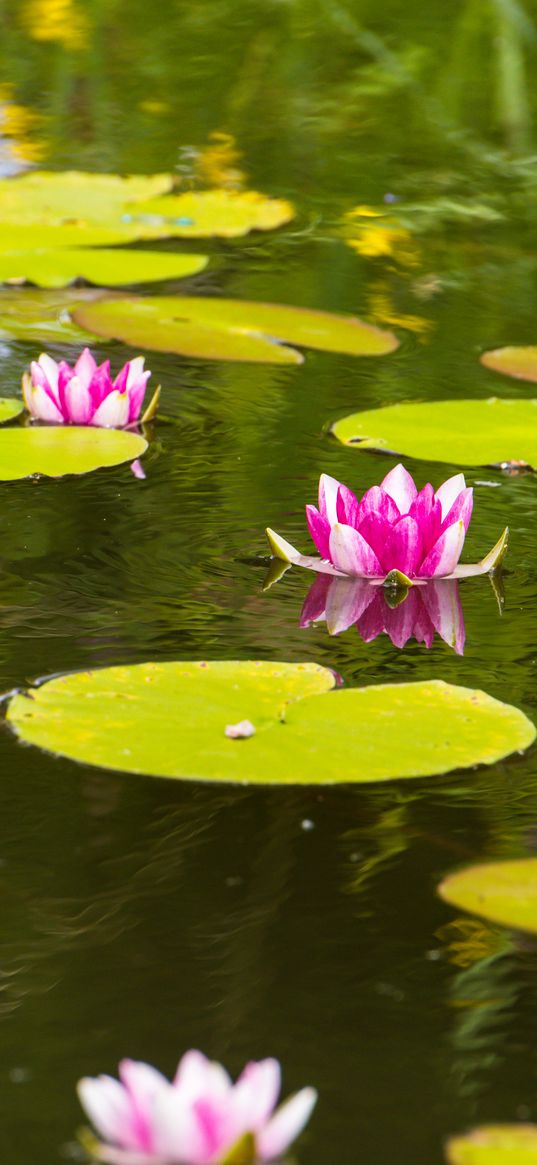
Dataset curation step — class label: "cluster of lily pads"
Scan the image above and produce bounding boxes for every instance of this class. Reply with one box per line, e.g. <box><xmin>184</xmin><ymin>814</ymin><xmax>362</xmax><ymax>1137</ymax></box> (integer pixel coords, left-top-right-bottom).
<box><xmin>2</xmin><ymin>166</ymin><xmax>537</xmax><ymax>1165</ymax></box>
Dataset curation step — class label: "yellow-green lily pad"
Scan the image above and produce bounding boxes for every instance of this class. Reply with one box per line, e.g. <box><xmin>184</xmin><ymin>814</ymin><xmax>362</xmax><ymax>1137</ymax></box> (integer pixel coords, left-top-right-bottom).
<box><xmin>126</xmin><ymin>187</ymin><xmax>295</xmax><ymax>237</ymax></box>
<box><xmin>332</xmin><ymin>398</ymin><xmax>537</xmax><ymax>468</ymax></box>
<box><xmin>6</xmin><ymin>669</ymin><xmax>534</xmax><ymax>784</ymax></box>
<box><xmin>0</xmin><ymin>170</ymin><xmax>174</xmax><ymax>226</ymax></box>
<box><xmin>439</xmin><ymin>857</ymin><xmax>537</xmax><ymax>935</ymax></box>
<box><xmin>481</xmin><ymin>346</ymin><xmax>537</xmax><ymax>383</ymax></box>
<box><xmin>0</xmin><ymin>248</ymin><xmax>208</xmax><ymax>289</ymax></box>
<box><xmin>0</xmin><ymin>426</ymin><xmax>147</xmax><ymax>480</ymax></box>
<box><xmin>446</xmin><ymin>1125</ymin><xmax>537</xmax><ymax>1164</ymax></box>
<box><xmin>0</xmin><ymin>289</ymin><xmax>107</xmax><ymax>344</ymax></box>
<box><xmin>72</xmin><ymin>296</ymin><xmax>398</xmax><ymax>364</ymax></box>
<box><xmin>0</xmin><ymin>398</ymin><xmax>24</xmax><ymax>424</ymax></box>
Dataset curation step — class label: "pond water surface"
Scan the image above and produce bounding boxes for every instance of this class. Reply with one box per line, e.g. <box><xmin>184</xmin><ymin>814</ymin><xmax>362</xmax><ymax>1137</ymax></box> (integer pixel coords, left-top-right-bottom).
<box><xmin>2</xmin><ymin>2</ymin><xmax>537</xmax><ymax>1163</ymax></box>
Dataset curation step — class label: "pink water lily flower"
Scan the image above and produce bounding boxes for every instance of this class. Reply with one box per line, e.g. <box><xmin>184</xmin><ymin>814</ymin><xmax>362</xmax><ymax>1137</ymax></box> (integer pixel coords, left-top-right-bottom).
<box><xmin>78</xmin><ymin>1051</ymin><xmax>317</xmax><ymax>1165</ymax></box>
<box><xmin>305</xmin><ymin>464</ymin><xmax>473</xmax><ymax>579</ymax></box>
<box><xmin>22</xmin><ymin>348</ymin><xmax>151</xmax><ymax>428</ymax></box>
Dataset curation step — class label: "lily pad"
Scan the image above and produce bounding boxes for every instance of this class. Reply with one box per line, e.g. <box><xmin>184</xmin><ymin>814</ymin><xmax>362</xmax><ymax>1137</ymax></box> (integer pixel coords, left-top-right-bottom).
<box><xmin>332</xmin><ymin>398</ymin><xmax>537</xmax><ymax>468</ymax></box>
<box><xmin>72</xmin><ymin>296</ymin><xmax>398</xmax><ymax>363</ymax></box>
<box><xmin>0</xmin><ymin>170</ymin><xmax>174</xmax><ymax>226</ymax></box>
<box><xmin>6</xmin><ymin>668</ymin><xmax>534</xmax><ymax>784</ymax></box>
<box><xmin>480</xmin><ymin>346</ymin><xmax>537</xmax><ymax>383</ymax></box>
<box><xmin>0</xmin><ymin>249</ymin><xmax>208</xmax><ymax>289</ymax></box>
<box><xmin>0</xmin><ymin>426</ymin><xmax>147</xmax><ymax>480</ymax></box>
<box><xmin>0</xmin><ymin>398</ymin><xmax>24</xmax><ymax>423</ymax></box>
<box><xmin>446</xmin><ymin>1125</ymin><xmax>537</xmax><ymax>1164</ymax></box>
<box><xmin>439</xmin><ymin>857</ymin><xmax>537</xmax><ymax>935</ymax></box>
<box><xmin>0</xmin><ymin>289</ymin><xmax>106</xmax><ymax>343</ymax></box>
<box><xmin>124</xmin><ymin>188</ymin><xmax>295</xmax><ymax>237</ymax></box>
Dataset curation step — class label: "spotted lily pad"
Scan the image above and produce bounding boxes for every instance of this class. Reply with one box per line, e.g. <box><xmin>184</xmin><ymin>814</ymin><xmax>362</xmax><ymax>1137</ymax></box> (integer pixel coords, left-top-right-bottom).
<box><xmin>6</xmin><ymin>667</ymin><xmax>534</xmax><ymax>784</ymax></box>
<box><xmin>72</xmin><ymin>296</ymin><xmax>398</xmax><ymax>364</ymax></box>
<box><xmin>124</xmin><ymin>188</ymin><xmax>295</xmax><ymax>237</ymax></box>
<box><xmin>0</xmin><ymin>398</ymin><xmax>24</xmax><ymax>423</ymax></box>
<box><xmin>446</xmin><ymin>1125</ymin><xmax>537</xmax><ymax>1163</ymax></box>
<box><xmin>0</xmin><ymin>426</ymin><xmax>147</xmax><ymax>480</ymax></box>
<box><xmin>480</xmin><ymin>346</ymin><xmax>537</xmax><ymax>383</ymax></box>
<box><xmin>332</xmin><ymin>398</ymin><xmax>537</xmax><ymax>468</ymax></box>
<box><xmin>0</xmin><ymin>248</ymin><xmax>208</xmax><ymax>289</ymax></box>
<box><xmin>439</xmin><ymin>857</ymin><xmax>537</xmax><ymax>935</ymax></box>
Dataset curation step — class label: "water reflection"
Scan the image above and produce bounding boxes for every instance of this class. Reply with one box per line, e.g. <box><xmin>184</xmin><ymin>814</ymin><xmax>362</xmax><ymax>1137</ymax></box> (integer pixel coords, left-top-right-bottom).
<box><xmin>300</xmin><ymin>576</ymin><xmax>465</xmax><ymax>654</ymax></box>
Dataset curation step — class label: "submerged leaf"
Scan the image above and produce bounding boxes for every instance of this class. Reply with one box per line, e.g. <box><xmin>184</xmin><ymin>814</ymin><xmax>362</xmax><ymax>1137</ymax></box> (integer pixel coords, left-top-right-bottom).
<box><xmin>332</xmin><ymin>398</ymin><xmax>537</xmax><ymax>468</ymax></box>
<box><xmin>0</xmin><ymin>249</ymin><xmax>208</xmax><ymax>289</ymax></box>
<box><xmin>446</xmin><ymin>1125</ymin><xmax>537</xmax><ymax>1163</ymax></box>
<box><xmin>72</xmin><ymin>296</ymin><xmax>398</xmax><ymax>363</ymax></box>
<box><xmin>439</xmin><ymin>857</ymin><xmax>537</xmax><ymax>935</ymax></box>
<box><xmin>0</xmin><ymin>289</ymin><xmax>108</xmax><ymax>343</ymax></box>
<box><xmin>6</xmin><ymin>667</ymin><xmax>534</xmax><ymax>784</ymax></box>
<box><xmin>0</xmin><ymin>426</ymin><xmax>147</xmax><ymax>480</ymax></box>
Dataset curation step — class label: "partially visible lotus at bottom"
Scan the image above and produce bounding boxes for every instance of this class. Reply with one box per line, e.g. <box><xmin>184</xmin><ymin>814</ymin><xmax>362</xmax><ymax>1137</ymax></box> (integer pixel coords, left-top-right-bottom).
<box><xmin>78</xmin><ymin>1050</ymin><xmax>317</xmax><ymax>1165</ymax></box>
<box><xmin>300</xmin><ymin>575</ymin><xmax>465</xmax><ymax>654</ymax></box>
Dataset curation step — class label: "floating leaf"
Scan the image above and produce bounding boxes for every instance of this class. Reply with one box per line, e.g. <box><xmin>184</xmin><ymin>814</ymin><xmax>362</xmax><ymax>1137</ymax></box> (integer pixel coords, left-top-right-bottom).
<box><xmin>0</xmin><ymin>170</ymin><xmax>174</xmax><ymax>226</ymax></box>
<box><xmin>0</xmin><ymin>248</ymin><xmax>208</xmax><ymax>289</ymax></box>
<box><xmin>72</xmin><ymin>296</ymin><xmax>398</xmax><ymax>363</ymax></box>
<box><xmin>439</xmin><ymin>857</ymin><xmax>537</xmax><ymax>935</ymax></box>
<box><xmin>481</xmin><ymin>346</ymin><xmax>537</xmax><ymax>383</ymax></box>
<box><xmin>0</xmin><ymin>289</ymin><xmax>107</xmax><ymax>343</ymax></box>
<box><xmin>0</xmin><ymin>426</ymin><xmax>147</xmax><ymax>480</ymax></box>
<box><xmin>332</xmin><ymin>398</ymin><xmax>537</xmax><ymax>467</ymax></box>
<box><xmin>6</xmin><ymin>668</ymin><xmax>534</xmax><ymax>784</ymax></box>
<box><xmin>0</xmin><ymin>398</ymin><xmax>24</xmax><ymax>423</ymax></box>
<box><xmin>446</xmin><ymin>1125</ymin><xmax>537</xmax><ymax>1164</ymax></box>
<box><xmin>125</xmin><ymin>188</ymin><xmax>295</xmax><ymax>237</ymax></box>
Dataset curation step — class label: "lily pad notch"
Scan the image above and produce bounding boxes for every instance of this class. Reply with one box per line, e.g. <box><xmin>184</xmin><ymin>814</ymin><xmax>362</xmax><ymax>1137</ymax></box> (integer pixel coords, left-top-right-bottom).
<box><xmin>6</xmin><ymin>663</ymin><xmax>535</xmax><ymax>784</ymax></box>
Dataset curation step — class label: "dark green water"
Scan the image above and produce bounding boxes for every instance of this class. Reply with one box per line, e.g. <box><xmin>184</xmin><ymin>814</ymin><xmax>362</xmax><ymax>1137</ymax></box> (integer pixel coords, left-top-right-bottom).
<box><xmin>2</xmin><ymin>2</ymin><xmax>537</xmax><ymax>1162</ymax></box>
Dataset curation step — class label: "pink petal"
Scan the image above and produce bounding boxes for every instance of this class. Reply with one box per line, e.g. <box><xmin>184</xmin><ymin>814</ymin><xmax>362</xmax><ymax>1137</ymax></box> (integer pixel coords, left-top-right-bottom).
<box><xmin>356</xmin><ymin>593</ymin><xmax>386</xmax><ymax>643</ymax></box>
<box><xmin>408</xmin><ymin>484</ymin><xmax>442</xmax><ymax>550</ymax></box>
<box><xmin>329</xmin><ymin>523</ymin><xmax>383</xmax><ymax>577</ymax></box>
<box><xmin>357</xmin><ymin>485</ymin><xmax>400</xmax><ymax>524</ymax></box>
<box><xmin>441</xmin><ymin>487</ymin><xmax>473</xmax><ymax>534</ymax></box>
<box><xmin>125</xmin><ymin>356</ymin><xmax>147</xmax><ymax>389</ymax></box>
<box><xmin>118</xmin><ymin>1060</ymin><xmax>169</xmax><ymax>1152</ymax></box>
<box><xmin>174</xmin><ymin>1050</ymin><xmax>231</xmax><ymax>1103</ymax></box>
<box><xmin>383</xmin><ymin>589</ymin><xmax>421</xmax><ymax>649</ymax></box>
<box><xmin>36</xmin><ymin>353</ymin><xmax>60</xmax><ymax>392</ymax></box>
<box><xmin>324</xmin><ymin>577</ymin><xmax>377</xmax><ymax>634</ymax></box>
<box><xmin>91</xmin><ymin>390</ymin><xmax>130</xmax><ymax>428</ymax></box>
<box><xmin>435</xmin><ymin>473</ymin><xmax>466</xmax><ymax>520</ymax></box>
<box><xmin>383</xmin><ymin>515</ymin><xmax>423</xmax><ymax>576</ymax></box>
<box><xmin>74</xmin><ymin>347</ymin><xmax>98</xmax><ymax>388</ymax></box>
<box><xmin>127</xmin><ymin>375</ymin><xmax>150</xmax><ymax>423</ymax></box>
<box><xmin>27</xmin><ymin>382</ymin><xmax>64</xmax><ymax>423</ymax></box>
<box><xmin>380</xmin><ymin>464</ymin><xmax>418</xmax><ymax>514</ymax></box>
<box><xmin>318</xmin><ymin>473</ymin><xmax>341</xmax><ymax>523</ymax></box>
<box><xmin>78</xmin><ymin>1076</ymin><xmax>134</xmax><ymax>1149</ymax></box>
<box><xmin>300</xmin><ymin>575</ymin><xmax>331</xmax><ymax>626</ymax></box>
<box><xmin>64</xmin><ymin>374</ymin><xmax>94</xmax><ymax>424</ymax></box>
<box><xmin>421</xmin><ymin>580</ymin><xmax>465</xmax><ymax>654</ymax></box>
<box><xmin>419</xmin><ymin>520</ymin><xmax>466</xmax><ymax>577</ymax></box>
<box><xmin>335</xmin><ymin>483</ymin><xmax>360</xmax><ymax>527</ymax></box>
<box><xmin>232</xmin><ymin>1059</ymin><xmax>281</xmax><ymax>1131</ymax></box>
<box><xmin>306</xmin><ymin>505</ymin><xmax>331</xmax><ymax>559</ymax></box>
<box><xmin>152</xmin><ymin>1088</ymin><xmax>211</xmax><ymax>1164</ymax></box>
<box><xmin>256</xmin><ymin>1088</ymin><xmax>317</xmax><ymax>1161</ymax></box>
<box><xmin>89</xmin><ymin>361</ymin><xmax>114</xmax><ymax>411</ymax></box>
<box><xmin>356</xmin><ymin>511</ymin><xmax>394</xmax><ymax>569</ymax></box>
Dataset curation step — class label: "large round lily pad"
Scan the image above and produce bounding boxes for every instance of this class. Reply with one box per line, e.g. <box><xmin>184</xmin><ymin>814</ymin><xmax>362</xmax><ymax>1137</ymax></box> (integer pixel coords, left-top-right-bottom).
<box><xmin>332</xmin><ymin>398</ymin><xmax>537</xmax><ymax>467</ymax></box>
<box><xmin>72</xmin><ymin>296</ymin><xmax>398</xmax><ymax>363</ymax></box>
<box><xmin>6</xmin><ymin>668</ymin><xmax>534</xmax><ymax>783</ymax></box>
<box><xmin>0</xmin><ymin>398</ymin><xmax>24</xmax><ymax>423</ymax></box>
<box><xmin>439</xmin><ymin>857</ymin><xmax>537</xmax><ymax>935</ymax></box>
<box><xmin>0</xmin><ymin>426</ymin><xmax>147</xmax><ymax>480</ymax></box>
<box><xmin>447</xmin><ymin>1125</ymin><xmax>537</xmax><ymax>1164</ymax></box>
<box><xmin>0</xmin><ymin>170</ymin><xmax>174</xmax><ymax>226</ymax></box>
<box><xmin>0</xmin><ymin>248</ymin><xmax>208</xmax><ymax>289</ymax></box>
<box><xmin>126</xmin><ymin>188</ymin><xmax>295</xmax><ymax>237</ymax></box>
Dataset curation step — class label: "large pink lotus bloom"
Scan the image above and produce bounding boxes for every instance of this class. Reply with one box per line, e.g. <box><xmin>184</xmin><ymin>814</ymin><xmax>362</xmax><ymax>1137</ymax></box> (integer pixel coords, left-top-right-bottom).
<box><xmin>301</xmin><ymin>575</ymin><xmax>465</xmax><ymax>654</ymax></box>
<box><xmin>304</xmin><ymin>464</ymin><xmax>473</xmax><ymax>580</ymax></box>
<box><xmin>78</xmin><ymin>1051</ymin><xmax>317</xmax><ymax>1165</ymax></box>
<box><xmin>22</xmin><ymin>348</ymin><xmax>151</xmax><ymax>428</ymax></box>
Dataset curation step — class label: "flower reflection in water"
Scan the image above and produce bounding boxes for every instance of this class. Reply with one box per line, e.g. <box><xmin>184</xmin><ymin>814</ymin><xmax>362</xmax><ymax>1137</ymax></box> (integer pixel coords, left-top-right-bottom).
<box><xmin>300</xmin><ymin>575</ymin><xmax>465</xmax><ymax>654</ymax></box>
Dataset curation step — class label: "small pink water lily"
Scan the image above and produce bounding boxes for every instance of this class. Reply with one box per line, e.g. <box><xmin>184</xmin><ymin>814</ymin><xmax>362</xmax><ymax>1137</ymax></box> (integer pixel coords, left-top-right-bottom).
<box><xmin>22</xmin><ymin>348</ymin><xmax>151</xmax><ymax>428</ymax></box>
<box><xmin>266</xmin><ymin>464</ymin><xmax>508</xmax><ymax>583</ymax></box>
<box><xmin>78</xmin><ymin>1051</ymin><xmax>317</xmax><ymax>1165</ymax></box>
